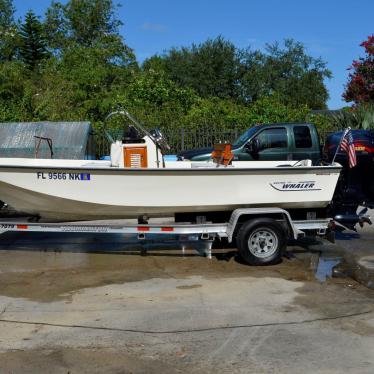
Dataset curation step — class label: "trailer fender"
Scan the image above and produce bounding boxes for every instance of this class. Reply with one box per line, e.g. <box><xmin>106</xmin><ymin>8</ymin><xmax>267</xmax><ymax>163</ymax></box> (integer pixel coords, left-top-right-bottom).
<box><xmin>226</xmin><ymin>208</ymin><xmax>298</xmax><ymax>243</ymax></box>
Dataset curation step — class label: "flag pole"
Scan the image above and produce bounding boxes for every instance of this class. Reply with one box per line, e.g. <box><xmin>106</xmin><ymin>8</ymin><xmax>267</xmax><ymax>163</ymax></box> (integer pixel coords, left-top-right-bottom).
<box><xmin>331</xmin><ymin>127</ymin><xmax>350</xmax><ymax>165</ymax></box>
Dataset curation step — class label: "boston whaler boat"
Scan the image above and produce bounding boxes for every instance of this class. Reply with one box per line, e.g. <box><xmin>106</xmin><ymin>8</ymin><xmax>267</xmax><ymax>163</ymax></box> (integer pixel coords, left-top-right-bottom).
<box><xmin>0</xmin><ymin>111</ymin><xmax>343</xmax><ymax>265</ymax></box>
<box><xmin>0</xmin><ymin>111</ymin><xmax>341</xmax><ymax>223</ymax></box>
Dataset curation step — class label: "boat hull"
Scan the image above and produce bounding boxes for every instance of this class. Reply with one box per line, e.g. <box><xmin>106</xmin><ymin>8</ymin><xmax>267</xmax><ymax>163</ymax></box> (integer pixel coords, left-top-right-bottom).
<box><xmin>0</xmin><ymin>162</ymin><xmax>341</xmax><ymax>222</ymax></box>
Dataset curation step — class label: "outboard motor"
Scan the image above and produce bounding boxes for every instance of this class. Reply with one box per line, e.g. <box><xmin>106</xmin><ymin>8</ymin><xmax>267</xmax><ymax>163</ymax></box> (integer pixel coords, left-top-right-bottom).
<box><xmin>325</xmin><ymin>129</ymin><xmax>374</xmax><ymax>229</ymax></box>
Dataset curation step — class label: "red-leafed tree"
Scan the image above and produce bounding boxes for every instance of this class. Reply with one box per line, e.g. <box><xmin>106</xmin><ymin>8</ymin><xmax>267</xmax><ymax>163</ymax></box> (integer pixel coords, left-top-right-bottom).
<box><xmin>343</xmin><ymin>35</ymin><xmax>374</xmax><ymax>104</ymax></box>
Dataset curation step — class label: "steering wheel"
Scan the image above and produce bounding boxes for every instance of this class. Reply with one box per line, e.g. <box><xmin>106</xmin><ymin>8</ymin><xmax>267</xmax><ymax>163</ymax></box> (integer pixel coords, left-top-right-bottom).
<box><xmin>150</xmin><ymin>128</ymin><xmax>171</xmax><ymax>152</ymax></box>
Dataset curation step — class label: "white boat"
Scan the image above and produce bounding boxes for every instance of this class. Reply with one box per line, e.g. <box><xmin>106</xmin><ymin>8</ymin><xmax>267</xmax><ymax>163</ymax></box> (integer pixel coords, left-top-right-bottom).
<box><xmin>0</xmin><ymin>112</ymin><xmax>342</xmax><ymax>222</ymax></box>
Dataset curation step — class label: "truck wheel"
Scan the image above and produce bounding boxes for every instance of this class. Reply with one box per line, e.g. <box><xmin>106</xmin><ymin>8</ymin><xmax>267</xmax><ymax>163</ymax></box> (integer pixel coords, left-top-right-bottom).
<box><xmin>237</xmin><ymin>218</ymin><xmax>287</xmax><ymax>266</ymax></box>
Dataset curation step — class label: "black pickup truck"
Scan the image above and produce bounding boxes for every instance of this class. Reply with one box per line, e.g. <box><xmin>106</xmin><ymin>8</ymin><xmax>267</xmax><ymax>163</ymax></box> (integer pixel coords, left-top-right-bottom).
<box><xmin>180</xmin><ymin>123</ymin><xmax>374</xmax><ymax>229</ymax></box>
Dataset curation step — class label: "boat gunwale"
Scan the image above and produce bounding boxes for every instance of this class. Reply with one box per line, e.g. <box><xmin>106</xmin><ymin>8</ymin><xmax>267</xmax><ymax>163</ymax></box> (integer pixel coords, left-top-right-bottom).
<box><xmin>0</xmin><ymin>164</ymin><xmax>342</xmax><ymax>174</ymax></box>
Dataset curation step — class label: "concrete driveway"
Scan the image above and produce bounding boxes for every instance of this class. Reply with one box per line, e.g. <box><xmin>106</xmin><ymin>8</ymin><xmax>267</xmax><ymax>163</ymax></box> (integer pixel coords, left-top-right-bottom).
<box><xmin>0</xmin><ymin>224</ymin><xmax>374</xmax><ymax>373</ymax></box>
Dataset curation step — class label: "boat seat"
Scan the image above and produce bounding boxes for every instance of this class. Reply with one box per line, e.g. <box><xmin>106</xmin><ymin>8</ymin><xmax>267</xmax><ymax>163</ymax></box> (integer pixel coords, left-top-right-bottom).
<box><xmin>276</xmin><ymin>159</ymin><xmax>312</xmax><ymax>167</ymax></box>
<box><xmin>296</xmin><ymin>159</ymin><xmax>312</xmax><ymax>167</ymax></box>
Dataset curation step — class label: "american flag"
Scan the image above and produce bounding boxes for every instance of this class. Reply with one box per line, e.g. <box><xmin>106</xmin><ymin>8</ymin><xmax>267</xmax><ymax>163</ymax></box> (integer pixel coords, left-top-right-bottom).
<box><xmin>340</xmin><ymin>128</ymin><xmax>357</xmax><ymax>168</ymax></box>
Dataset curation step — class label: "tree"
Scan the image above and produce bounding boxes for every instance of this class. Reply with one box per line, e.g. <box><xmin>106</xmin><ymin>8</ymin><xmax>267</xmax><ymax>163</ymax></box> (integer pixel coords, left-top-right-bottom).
<box><xmin>64</xmin><ymin>0</ymin><xmax>122</xmax><ymax>47</ymax></box>
<box><xmin>0</xmin><ymin>0</ymin><xmax>14</xmax><ymax>29</ymax></box>
<box><xmin>32</xmin><ymin>46</ymin><xmax>133</xmax><ymax>122</ymax></box>
<box><xmin>93</xmin><ymin>69</ymin><xmax>199</xmax><ymax>140</ymax></box>
<box><xmin>44</xmin><ymin>1</ymin><xmax>66</xmax><ymax>51</ymax></box>
<box><xmin>0</xmin><ymin>1</ymin><xmax>138</xmax><ymax>124</ymax></box>
<box><xmin>144</xmin><ymin>37</ymin><xmax>331</xmax><ymax>109</ymax></box>
<box><xmin>343</xmin><ymin>35</ymin><xmax>374</xmax><ymax>104</ymax></box>
<box><xmin>240</xmin><ymin>39</ymin><xmax>331</xmax><ymax>109</ymax></box>
<box><xmin>45</xmin><ymin>0</ymin><xmax>136</xmax><ymax>69</ymax></box>
<box><xmin>37</xmin><ymin>0</ymin><xmax>137</xmax><ymax>122</ymax></box>
<box><xmin>19</xmin><ymin>10</ymin><xmax>48</xmax><ymax>70</ymax></box>
<box><xmin>144</xmin><ymin>36</ymin><xmax>240</xmax><ymax>100</ymax></box>
<box><xmin>0</xmin><ymin>0</ymin><xmax>18</xmax><ymax>61</ymax></box>
<box><xmin>125</xmin><ymin>69</ymin><xmax>197</xmax><ymax>112</ymax></box>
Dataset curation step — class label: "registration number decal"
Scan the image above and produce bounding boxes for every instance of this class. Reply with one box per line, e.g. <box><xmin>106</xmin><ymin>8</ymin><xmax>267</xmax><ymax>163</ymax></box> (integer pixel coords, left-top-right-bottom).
<box><xmin>36</xmin><ymin>172</ymin><xmax>91</xmax><ymax>181</ymax></box>
<box><xmin>0</xmin><ymin>224</ymin><xmax>15</xmax><ymax>229</ymax></box>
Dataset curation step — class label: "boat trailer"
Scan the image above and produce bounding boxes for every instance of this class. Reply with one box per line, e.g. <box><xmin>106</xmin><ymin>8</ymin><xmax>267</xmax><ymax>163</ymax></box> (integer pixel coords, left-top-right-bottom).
<box><xmin>0</xmin><ymin>208</ymin><xmax>334</xmax><ymax>265</ymax></box>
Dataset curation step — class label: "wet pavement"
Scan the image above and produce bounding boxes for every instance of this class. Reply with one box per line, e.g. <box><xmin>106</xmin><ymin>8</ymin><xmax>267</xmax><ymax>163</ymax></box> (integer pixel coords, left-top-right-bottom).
<box><xmin>0</xmin><ymin>220</ymin><xmax>374</xmax><ymax>373</ymax></box>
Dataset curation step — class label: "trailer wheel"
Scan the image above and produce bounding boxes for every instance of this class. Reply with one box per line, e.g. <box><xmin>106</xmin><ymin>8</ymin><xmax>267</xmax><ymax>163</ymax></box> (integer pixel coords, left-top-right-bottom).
<box><xmin>237</xmin><ymin>218</ymin><xmax>287</xmax><ymax>265</ymax></box>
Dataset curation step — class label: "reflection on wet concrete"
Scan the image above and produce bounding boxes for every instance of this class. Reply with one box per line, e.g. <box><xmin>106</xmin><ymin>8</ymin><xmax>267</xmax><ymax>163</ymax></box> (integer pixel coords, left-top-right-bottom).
<box><xmin>333</xmin><ymin>223</ymin><xmax>374</xmax><ymax>290</ymax></box>
<box><xmin>334</xmin><ymin>256</ymin><xmax>374</xmax><ymax>291</ymax></box>
<box><xmin>0</xmin><ymin>230</ymin><xmax>340</xmax><ymax>302</ymax></box>
<box><xmin>335</xmin><ymin>231</ymin><xmax>361</xmax><ymax>241</ymax></box>
<box><xmin>0</xmin><ymin>231</ymin><xmax>215</xmax><ymax>256</ymax></box>
<box><xmin>314</xmin><ymin>256</ymin><xmax>341</xmax><ymax>282</ymax></box>
<box><xmin>0</xmin><ymin>225</ymin><xmax>373</xmax><ymax>300</ymax></box>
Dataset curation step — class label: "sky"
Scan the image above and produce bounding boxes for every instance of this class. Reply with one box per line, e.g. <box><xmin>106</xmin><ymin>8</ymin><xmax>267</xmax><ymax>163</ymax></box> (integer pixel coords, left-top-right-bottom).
<box><xmin>14</xmin><ymin>0</ymin><xmax>374</xmax><ymax>109</ymax></box>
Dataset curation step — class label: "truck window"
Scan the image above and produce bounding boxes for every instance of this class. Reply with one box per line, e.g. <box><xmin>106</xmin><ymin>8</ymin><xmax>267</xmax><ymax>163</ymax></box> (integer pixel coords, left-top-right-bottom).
<box><xmin>294</xmin><ymin>126</ymin><xmax>312</xmax><ymax>148</ymax></box>
<box><xmin>256</xmin><ymin>128</ymin><xmax>287</xmax><ymax>149</ymax></box>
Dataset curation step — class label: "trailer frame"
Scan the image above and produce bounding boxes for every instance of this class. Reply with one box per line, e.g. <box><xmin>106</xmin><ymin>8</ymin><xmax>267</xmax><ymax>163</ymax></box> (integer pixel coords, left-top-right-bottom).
<box><xmin>0</xmin><ymin>208</ymin><xmax>334</xmax><ymax>263</ymax></box>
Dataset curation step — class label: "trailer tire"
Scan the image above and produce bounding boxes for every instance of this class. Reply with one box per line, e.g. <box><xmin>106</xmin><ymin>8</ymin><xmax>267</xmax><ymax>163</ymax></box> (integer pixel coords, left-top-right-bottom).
<box><xmin>237</xmin><ymin>218</ymin><xmax>287</xmax><ymax>265</ymax></box>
